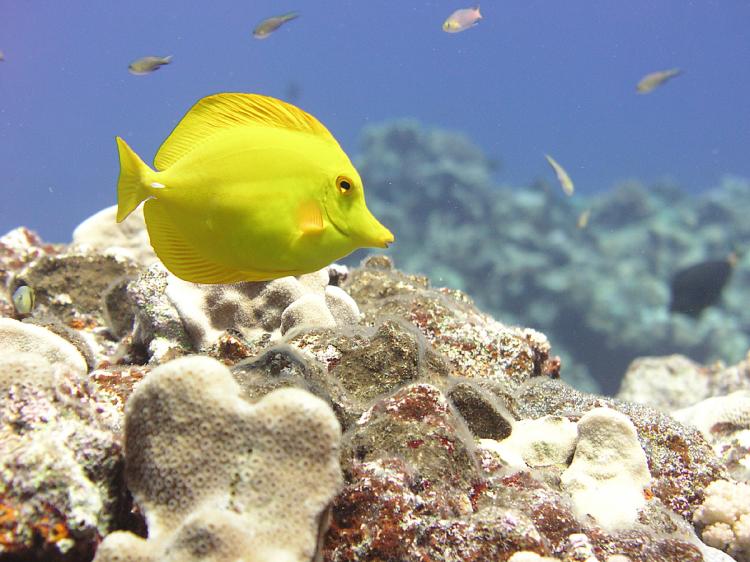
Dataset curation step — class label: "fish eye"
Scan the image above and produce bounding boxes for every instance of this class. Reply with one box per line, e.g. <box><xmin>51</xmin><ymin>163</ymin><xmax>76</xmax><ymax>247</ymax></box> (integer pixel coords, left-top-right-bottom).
<box><xmin>336</xmin><ymin>176</ymin><xmax>353</xmax><ymax>195</ymax></box>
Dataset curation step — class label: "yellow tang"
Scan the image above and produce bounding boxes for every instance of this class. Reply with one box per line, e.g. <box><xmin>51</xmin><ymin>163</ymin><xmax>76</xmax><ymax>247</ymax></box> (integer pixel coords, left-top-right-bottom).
<box><xmin>116</xmin><ymin>93</ymin><xmax>394</xmax><ymax>284</ymax></box>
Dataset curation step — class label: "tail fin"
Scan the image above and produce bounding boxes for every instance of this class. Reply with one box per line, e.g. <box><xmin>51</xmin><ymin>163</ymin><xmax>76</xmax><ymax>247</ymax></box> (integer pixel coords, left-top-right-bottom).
<box><xmin>116</xmin><ymin>136</ymin><xmax>153</xmax><ymax>223</ymax></box>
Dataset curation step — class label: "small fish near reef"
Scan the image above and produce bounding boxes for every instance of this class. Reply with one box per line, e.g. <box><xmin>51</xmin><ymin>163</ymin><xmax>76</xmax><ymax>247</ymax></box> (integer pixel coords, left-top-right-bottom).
<box><xmin>544</xmin><ymin>154</ymin><xmax>574</xmax><ymax>196</ymax></box>
<box><xmin>128</xmin><ymin>55</ymin><xmax>172</xmax><ymax>76</ymax></box>
<box><xmin>12</xmin><ymin>285</ymin><xmax>35</xmax><ymax>316</ymax></box>
<box><xmin>669</xmin><ymin>253</ymin><xmax>737</xmax><ymax>317</ymax></box>
<box><xmin>253</xmin><ymin>12</ymin><xmax>299</xmax><ymax>39</ymax></box>
<box><xmin>443</xmin><ymin>6</ymin><xmax>482</xmax><ymax>33</ymax></box>
<box><xmin>636</xmin><ymin>68</ymin><xmax>681</xmax><ymax>94</ymax></box>
<box><xmin>576</xmin><ymin>208</ymin><xmax>591</xmax><ymax>229</ymax></box>
<box><xmin>116</xmin><ymin>93</ymin><xmax>394</xmax><ymax>284</ymax></box>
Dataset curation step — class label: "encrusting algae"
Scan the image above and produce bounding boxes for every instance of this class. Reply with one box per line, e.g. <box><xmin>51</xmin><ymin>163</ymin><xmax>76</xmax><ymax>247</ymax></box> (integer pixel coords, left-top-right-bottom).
<box><xmin>116</xmin><ymin>93</ymin><xmax>394</xmax><ymax>284</ymax></box>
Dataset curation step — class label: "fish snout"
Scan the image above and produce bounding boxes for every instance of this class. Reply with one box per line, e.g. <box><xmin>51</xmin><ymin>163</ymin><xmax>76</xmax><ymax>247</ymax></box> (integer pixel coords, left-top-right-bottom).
<box><xmin>352</xmin><ymin>203</ymin><xmax>394</xmax><ymax>249</ymax></box>
<box><xmin>364</xmin><ymin>218</ymin><xmax>394</xmax><ymax>249</ymax></box>
<box><xmin>377</xmin><ymin>228</ymin><xmax>395</xmax><ymax>249</ymax></box>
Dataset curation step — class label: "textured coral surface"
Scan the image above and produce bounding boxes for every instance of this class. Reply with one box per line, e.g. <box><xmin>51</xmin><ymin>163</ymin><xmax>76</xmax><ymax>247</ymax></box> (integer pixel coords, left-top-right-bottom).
<box><xmin>0</xmin><ymin>216</ymin><xmax>747</xmax><ymax>562</ymax></box>
<box><xmin>94</xmin><ymin>356</ymin><xmax>342</xmax><ymax>562</ymax></box>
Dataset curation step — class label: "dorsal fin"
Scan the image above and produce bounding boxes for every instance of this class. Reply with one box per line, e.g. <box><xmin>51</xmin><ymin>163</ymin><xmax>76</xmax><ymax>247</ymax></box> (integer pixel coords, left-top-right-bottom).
<box><xmin>154</xmin><ymin>93</ymin><xmax>339</xmax><ymax>171</ymax></box>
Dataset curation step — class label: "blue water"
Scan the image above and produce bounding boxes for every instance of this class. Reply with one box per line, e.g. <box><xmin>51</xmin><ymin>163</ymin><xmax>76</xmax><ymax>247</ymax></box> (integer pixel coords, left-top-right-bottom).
<box><xmin>1</xmin><ymin>1</ymin><xmax>749</xmax><ymax>242</ymax></box>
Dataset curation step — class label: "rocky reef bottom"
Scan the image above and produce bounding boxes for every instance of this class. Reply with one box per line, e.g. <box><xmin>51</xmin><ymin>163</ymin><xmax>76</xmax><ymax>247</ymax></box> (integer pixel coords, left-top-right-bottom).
<box><xmin>1</xmin><ymin>212</ymin><xmax>749</xmax><ymax>562</ymax></box>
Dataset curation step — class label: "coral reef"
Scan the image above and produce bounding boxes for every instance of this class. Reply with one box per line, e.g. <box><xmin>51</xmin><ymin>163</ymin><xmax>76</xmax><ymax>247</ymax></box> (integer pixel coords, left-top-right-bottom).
<box><xmin>357</xmin><ymin>120</ymin><xmax>750</xmax><ymax>393</ymax></box>
<box><xmin>560</xmin><ymin>408</ymin><xmax>651</xmax><ymax>531</ymax></box>
<box><xmin>126</xmin><ymin>261</ymin><xmax>360</xmax><ymax>363</ymax></box>
<box><xmin>0</xmin><ymin>353</ymin><xmax>124</xmax><ymax>559</ymax></box>
<box><xmin>617</xmin><ymin>353</ymin><xmax>750</xmax><ymax>485</ymax></box>
<box><xmin>94</xmin><ymin>356</ymin><xmax>342</xmax><ymax>562</ymax></box>
<box><xmin>619</xmin><ymin>352</ymin><xmax>750</xmax><ymax>411</ymax></box>
<box><xmin>0</xmin><ymin>318</ymin><xmax>88</xmax><ymax>374</ymax></box>
<box><xmin>1</xmin><ymin>207</ymin><xmax>748</xmax><ymax>561</ymax></box>
<box><xmin>617</xmin><ymin>355</ymin><xmax>711</xmax><ymax>411</ymax></box>
<box><xmin>694</xmin><ymin>480</ymin><xmax>750</xmax><ymax>561</ymax></box>
<box><xmin>493</xmin><ymin>415</ymin><xmax>577</xmax><ymax>468</ymax></box>
<box><xmin>72</xmin><ymin>206</ymin><xmax>158</xmax><ymax>266</ymax></box>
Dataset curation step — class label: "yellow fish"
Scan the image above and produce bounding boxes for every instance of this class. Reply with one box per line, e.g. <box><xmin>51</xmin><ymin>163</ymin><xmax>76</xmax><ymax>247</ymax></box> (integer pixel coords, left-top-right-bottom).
<box><xmin>544</xmin><ymin>154</ymin><xmax>574</xmax><ymax>196</ymax></box>
<box><xmin>253</xmin><ymin>12</ymin><xmax>299</xmax><ymax>39</ymax></box>
<box><xmin>12</xmin><ymin>285</ymin><xmax>35</xmax><ymax>316</ymax></box>
<box><xmin>576</xmin><ymin>208</ymin><xmax>591</xmax><ymax>229</ymax></box>
<box><xmin>636</xmin><ymin>68</ymin><xmax>681</xmax><ymax>94</ymax></box>
<box><xmin>116</xmin><ymin>93</ymin><xmax>394</xmax><ymax>284</ymax></box>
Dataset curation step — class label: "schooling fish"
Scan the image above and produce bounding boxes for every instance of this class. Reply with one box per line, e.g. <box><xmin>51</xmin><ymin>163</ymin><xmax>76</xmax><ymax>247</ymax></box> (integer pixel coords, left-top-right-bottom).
<box><xmin>669</xmin><ymin>254</ymin><xmax>737</xmax><ymax>317</ymax></box>
<box><xmin>544</xmin><ymin>154</ymin><xmax>574</xmax><ymax>196</ymax></box>
<box><xmin>443</xmin><ymin>6</ymin><xmax>482</xmax><ymax>33</ymax></box>
<box><xmin>253</xmin><ymin>12</ymin><xmax>299</xmax><ymax>39</ymax></box>
<box><xmin>636</xmin><ymin>68</ymin><xmax>681</xmax><ymax>94</ymax></box>
<box><xmin>12</xmin><ymin>285</ymin><xmax>35</xmax><ymax>316</ymax></box>
<box><xmin>116</xmin><ymin>93</ymin><xmax>394</xmax><ymax>284</ymax></box>
<box><xmin>128</xmin><ymin>55</ymin><xmax>172</xmax><ymax>75</ymax></box>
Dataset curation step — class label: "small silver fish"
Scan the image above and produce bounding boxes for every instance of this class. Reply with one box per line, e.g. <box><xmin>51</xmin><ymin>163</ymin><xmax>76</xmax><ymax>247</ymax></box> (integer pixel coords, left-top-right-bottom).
<box><xmin>544</xmin><ymin>154</ymin><xmax>574</xmax><ymax>196</ymax></box>
<box><xmin>12</xmin><ymin>285</ymin><xmax>35</xmax><ymax>316</ymax></box>
<box><xmin>128</xmin><ymin>55</ymin><xmax>172</xmax><ymax>76</ymax></box>
<box><xmin>253</xmin><ymin>12</ymin><xmax>299</xmax><ymax>39</ymax></box>
<box><xmin>636</xmin><ymin>68</ymin><xmax>681</xmax><ymax>94</ymax></box>
<box><xmin>443</xmin><ymin>6</ymin><xmax>482</xmax><ymax>33</ymax></box>
<box><xmin>0</xmin><ymin>51</ymin><xmax>5</xmax><ymax>62</ymax></box>
<box><xmin>576</xmin><ymin>209</ymin><xmax>592</xmax><ymax>229</ymax></box>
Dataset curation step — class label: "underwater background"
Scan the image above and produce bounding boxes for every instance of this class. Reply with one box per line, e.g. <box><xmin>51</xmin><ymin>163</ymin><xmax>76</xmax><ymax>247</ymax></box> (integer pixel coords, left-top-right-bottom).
<box><xmin>2</xmin><ymin>1</ymin><xmax>749</xmax><ymax>393</ymax></box>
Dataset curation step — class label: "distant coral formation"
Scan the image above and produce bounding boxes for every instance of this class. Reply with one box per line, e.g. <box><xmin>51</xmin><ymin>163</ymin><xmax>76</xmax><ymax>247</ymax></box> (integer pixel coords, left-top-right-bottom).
<box><xmin>357</xmin><ymin>120</ymin><xmax>750</xmax><ymax>393</ymax></box>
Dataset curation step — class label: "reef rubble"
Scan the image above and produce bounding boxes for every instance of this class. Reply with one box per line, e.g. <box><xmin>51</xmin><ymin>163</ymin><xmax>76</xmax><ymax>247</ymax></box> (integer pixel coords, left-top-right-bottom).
<box><xmin>0</xmin><ymin>213</ymin><xmax>748</xmax><ymax>561</ymax></box>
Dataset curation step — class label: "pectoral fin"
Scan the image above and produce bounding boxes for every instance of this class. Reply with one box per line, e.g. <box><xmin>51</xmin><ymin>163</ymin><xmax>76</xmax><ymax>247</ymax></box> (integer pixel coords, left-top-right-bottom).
<box><xmin>297</xmin><ymin>200</ymin><xmax>324</xmax><ymax>235</ymax></box>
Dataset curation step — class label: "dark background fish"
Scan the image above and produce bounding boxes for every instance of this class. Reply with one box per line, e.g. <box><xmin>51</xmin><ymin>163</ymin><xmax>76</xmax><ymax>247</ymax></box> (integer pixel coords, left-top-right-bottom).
<box><xmin>669</xmin><ymin>256</ymin><xmax>735</xmax><ymax>317</ymax></box>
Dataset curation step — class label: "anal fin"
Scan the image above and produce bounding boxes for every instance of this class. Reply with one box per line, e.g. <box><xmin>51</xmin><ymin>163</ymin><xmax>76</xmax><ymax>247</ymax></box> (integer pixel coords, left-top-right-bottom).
<box><xmin>143</xmin><ymin>200</ymin><xmax>248</xmax><ymax>284</ymax></box>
